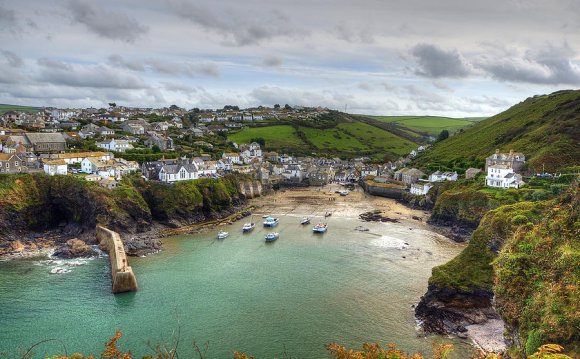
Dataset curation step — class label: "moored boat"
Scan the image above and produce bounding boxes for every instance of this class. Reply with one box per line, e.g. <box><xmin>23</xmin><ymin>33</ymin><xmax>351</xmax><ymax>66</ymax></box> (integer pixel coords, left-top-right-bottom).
<box><xmin>300</xmin><ymin>217</ymin><xmax>311</xmax><ymax>225</ymax></box>
<box><xmin>263</xmin><ymin>217</ymin><xmax>279</xmax><ymax>227</ymax></box>
<box><xmin>312</xmin><ymin>223</ymin><xmax>328</xmax><ymax>233</ymax></box>
<box><xmin>217</xmin><ymin>231</ymin><xmax>229</xmax><ymax>239</ymax></box>
<box><xmin>242</xmin><ymin>222</ymin><xmax>255</xmax><ymax>232</ymax></box>
<box><xmin>265</xmin><ymin>232</ymin><xmax>279</xmax><ymax>242</ymax></box>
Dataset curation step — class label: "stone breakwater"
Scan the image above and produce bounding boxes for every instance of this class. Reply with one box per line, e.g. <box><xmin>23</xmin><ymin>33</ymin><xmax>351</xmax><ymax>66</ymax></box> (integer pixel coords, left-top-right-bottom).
<box><xmin>96</xmin><ymin>225</ymin><xmax>138</xmax><ymax>294</ymax></box>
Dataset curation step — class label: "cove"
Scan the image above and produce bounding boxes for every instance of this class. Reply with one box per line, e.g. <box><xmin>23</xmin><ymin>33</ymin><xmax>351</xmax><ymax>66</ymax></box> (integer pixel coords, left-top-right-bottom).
<box><xmin>0</xmin><ymin>215</ymin><xmax>475</xmax><ymax>358</ymax></box>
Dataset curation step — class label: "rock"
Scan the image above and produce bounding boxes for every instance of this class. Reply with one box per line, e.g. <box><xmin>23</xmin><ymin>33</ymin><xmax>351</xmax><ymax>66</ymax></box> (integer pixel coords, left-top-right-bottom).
<box><xmin>415</xmin><ymin>284</ymin><xmax>499</xmax><ymax>335</ymax></box>
<box><xmin>10</xmin><ymin>240</ymin><xmax>25</xmax><ymax>253</ymax></box>
<box><xmin>53</xmin><ymin>239</ymin><xmax>97</xmax><ymax>259</ymax></box>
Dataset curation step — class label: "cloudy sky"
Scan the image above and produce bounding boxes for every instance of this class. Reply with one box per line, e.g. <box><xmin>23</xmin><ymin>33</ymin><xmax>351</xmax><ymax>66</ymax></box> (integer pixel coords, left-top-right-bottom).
<box><xmin>1</xmin><ymin>0</ymin><xmax>579</xmax><ymax>116</ymax></box>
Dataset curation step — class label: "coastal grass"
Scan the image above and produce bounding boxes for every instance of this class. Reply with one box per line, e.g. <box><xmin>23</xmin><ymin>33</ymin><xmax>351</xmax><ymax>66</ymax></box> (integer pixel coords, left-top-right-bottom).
<box><xmin>0</xmin><ymin>103</ymin><xmax>40</xmax><ymax>115</ymax></box>
<box><xmin>371</xmin><ymin>115</ymin><xmax>485</xmax><ymax>135</ymax></box>
<box><xmin>299</xmin><ymin>126</ymin><xmax>367</xmax><ymax>152</ymax></box>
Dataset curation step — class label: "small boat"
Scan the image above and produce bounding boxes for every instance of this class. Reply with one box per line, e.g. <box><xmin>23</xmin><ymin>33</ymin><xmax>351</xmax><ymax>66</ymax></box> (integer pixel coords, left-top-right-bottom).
<box><xmin>339</xmin><ymin>190</ymin><xmax>349</xmax><ymax>196</ymax></box>
<box><xmin>217</xmin><ymin>231</ymin><xmax>229</xmax><ymax>239</ymax></box>
<box><xmin>263</xmin><ymin>217</ymin><xmax>279</xmax><ymax>227</ymax></box>
<box><xmin>324</xmin><ymin>211</ymin><xmax>332</xmax><ymax>218</ymax></box>
<box><xmin>265</xmin><ymin>232</ymin><xmax>279</xmax><ymax>242</ymax></box>
<box><xmin>242</xmin><ymin>222</ymin><xmax>255</xmax><ymax>232</ymax></box>
<box><xmin>262</xmin><ymin>214</ymin><xmax>269</xmax><ymax>218</ymax></box>
<box><xmin>355</xmin><ymin>225</ymin><xmax>369</xmax><ymax>232</ymax></box>
<box><xmin>300</xmin><ymin>217</ymin><xmax>311</xmax><ymax>225</ymax></box>
<box><xmin>312</xmin><ymin>223</ymin><xmax>328</xmax><ymax>233</ymax></box>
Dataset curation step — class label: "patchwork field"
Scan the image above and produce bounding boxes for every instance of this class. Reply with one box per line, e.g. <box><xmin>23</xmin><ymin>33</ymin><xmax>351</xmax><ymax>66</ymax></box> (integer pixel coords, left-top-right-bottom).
<box><xmin>228</xmin><ymin>125</ymin><xmax>304</xmax><ymax>151</ymax></box>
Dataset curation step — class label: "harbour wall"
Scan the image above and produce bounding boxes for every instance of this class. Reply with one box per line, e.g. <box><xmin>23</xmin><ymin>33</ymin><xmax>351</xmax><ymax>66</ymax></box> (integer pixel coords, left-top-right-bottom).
<box><xmin>96</xmin><ymin>225</ymin><xmax>138</xmax><ymax>294</ymax></box>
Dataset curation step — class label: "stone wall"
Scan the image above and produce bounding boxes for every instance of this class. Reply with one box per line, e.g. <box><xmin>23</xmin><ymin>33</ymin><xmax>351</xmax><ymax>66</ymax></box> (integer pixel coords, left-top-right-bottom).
<box><xmin>96</xmin><ymin>225</ymin><xmax>138</xmax><ymax>294</ymax></box>
<box><xmin>360</xmin><ymin>180</ymin><xmax>405</xmax><ymax>199</ymax></box>
<box><xmin>238</xmin><ymin>181</ymin><xmax>264</xmax><ymax>199</ymax></box>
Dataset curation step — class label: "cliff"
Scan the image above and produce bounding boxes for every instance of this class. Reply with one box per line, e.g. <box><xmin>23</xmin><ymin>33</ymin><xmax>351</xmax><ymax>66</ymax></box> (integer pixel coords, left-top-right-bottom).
<box><xmin>0</xmin><ymin>173</ymin><xmax>262</xmax><ymax>256</ymax></box>
<box><xmin>416</xmin><ymin>183</ymin><xmax>579</xmax><ymax>357</ymax></box>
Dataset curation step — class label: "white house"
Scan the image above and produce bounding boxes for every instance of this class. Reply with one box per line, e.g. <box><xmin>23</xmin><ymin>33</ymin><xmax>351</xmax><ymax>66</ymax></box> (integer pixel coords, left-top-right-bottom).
<box><xmin>97</xmin><ymin>139</ymin><xmax>134</xmax><ymax>152</ymax></box>
<box><xmin>222</xmin><ymin>152</ymin><xmax>242</xmax><ymax>165</ymax></box>
<box><xmin>217</xmin><ymin>159</ymin><xmax>233</xmax><ymax>172</ymax></box>
<box><xmin>43</xmin><ymin>159</ymin><xmax>68</xmax><ymax>176</ymax></box>
<box><xmin>429</xmin><ymin>171</ymin><xmax>458</xmax><ymax>182</ymax></box>
<box><xmin>410</xmin><ymin>182</ymin><xmax>433</xmax><ymax>195</ymax></box>
<box><xmin>486</xmin><ymin>165</ymin><xmax>525</xmax><ymax>188</ymax></box>
<box><xmin>159</xmin><ymin>164</ymin><xmax>199</xmax><ymax>183</ymax></box>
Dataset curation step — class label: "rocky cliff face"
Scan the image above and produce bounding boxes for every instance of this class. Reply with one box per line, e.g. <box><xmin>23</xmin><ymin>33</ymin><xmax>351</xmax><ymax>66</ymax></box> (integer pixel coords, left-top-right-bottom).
<box><xmin>0</xmin><ymin>173</ymin><xmax>262</xmax><ymax>257</ymax></box>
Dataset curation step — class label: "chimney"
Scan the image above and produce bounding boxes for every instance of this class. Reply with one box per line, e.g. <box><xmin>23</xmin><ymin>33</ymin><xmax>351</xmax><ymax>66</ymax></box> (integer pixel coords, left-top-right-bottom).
<box><xmin>509</xmin><ymin>149</ymin><xmax>514</xmax><ymax>156</ymax></box>
<box><xmin>495</xmin><ymin>149</ymin><xmax>500</xmax><ymax>154</ymax></box>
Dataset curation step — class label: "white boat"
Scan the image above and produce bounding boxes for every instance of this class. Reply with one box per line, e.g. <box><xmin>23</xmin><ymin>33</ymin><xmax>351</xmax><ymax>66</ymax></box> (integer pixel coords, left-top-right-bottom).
<box><xmin>217</xmin><ymin>231</ymin><xmax>229</xmax><ymax>239</ymax></box>
<box><xmin>312</xmin><ymin>223</ymin><xmax>328</xmax><ymax>233</ymax></box>
<box><xmin>242</xmin><ymin>222</ymin><xmax>255</xmax><ymax>232</ymax></box>
<box><xmin>263</xmin><ymin>217</ymin><xmax>279</xmax><ymax>227</ymax></box>
<box><xmin>265</xmin><ymin>232</ymin><xmax>279</xmax><ymax>242</ymax></box>
<box><xmin>339</xmin><ymin>190</ymin><xmax>349</xmax><ymax>196</ymax></box>
<box><xmin>300</xmin><ymin>217</ymin><xmax>311</xmax><ymax>225</ymax></box>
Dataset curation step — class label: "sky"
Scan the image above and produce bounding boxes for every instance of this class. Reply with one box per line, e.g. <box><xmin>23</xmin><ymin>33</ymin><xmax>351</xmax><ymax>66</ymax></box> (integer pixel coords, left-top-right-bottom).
<box><xmin>1</xmin><ymin>0</ymin><xmax>579</xmax><ymax>116</ymax></box>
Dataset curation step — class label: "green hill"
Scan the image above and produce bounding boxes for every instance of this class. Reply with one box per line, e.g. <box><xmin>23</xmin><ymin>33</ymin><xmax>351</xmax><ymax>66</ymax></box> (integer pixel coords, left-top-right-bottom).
<box><xmin>0</xmin><ymin>104</ymin><xmax>41</xmax><ymax>115</ymax></box>
<box><xmin>415</xmin><ymin>90</ymin><xmax>580</xmax><ymax>172</ymax></box>
<box><xmin>228</xmin><ymin>111</ymin><xmax>417</xmax><ymax>159</ymax></box>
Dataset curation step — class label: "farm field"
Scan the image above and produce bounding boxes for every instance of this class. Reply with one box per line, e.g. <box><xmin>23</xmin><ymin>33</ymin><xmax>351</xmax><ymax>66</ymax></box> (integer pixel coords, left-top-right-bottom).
<box><xmin>371</xmin><ymin>115</ymin><xmax>485</xmax><ymax>135</ymax></box>
<box><xmin>337</xmin><ymin>122</ymin><xmax>416</xmax><ymax>155</ymax></box>
<box><xmin>228</xmin><ymin>125</ymin><xmax>304</xmax><ymax>151</ymax></box>
<box><xmin>0</xmin><ymin>104</ymin><xmax>40</xmax><ymax>115</ymax></box>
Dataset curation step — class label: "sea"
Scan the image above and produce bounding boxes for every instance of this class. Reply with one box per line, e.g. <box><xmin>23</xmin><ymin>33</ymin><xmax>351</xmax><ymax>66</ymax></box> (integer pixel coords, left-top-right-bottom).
<box><xmin>0</xmin><ymin>215</ymin><xmax>475</xmax><ymax>358</ymax></box>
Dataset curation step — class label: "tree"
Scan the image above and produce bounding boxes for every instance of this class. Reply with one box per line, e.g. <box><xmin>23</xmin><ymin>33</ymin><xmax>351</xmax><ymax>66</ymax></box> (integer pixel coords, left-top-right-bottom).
<box><xmin>152</xmin><ymin>145</ymin><xmax>161</xmax><ymax>153</ymax></box>
<box><xmin>284</xmin><ymin>104</ymin><xmax>292</xmax><ymax>110</ymax></box>
<box><xmin>437</xmin><ymin>129</ymin><xmax>449</xmax><ymax>142</ymax></box>
<box><xmin>274</xmin><ymin>104</ymin><xmax>280</xmax><ymax>109</ymax></box>
<box><xmin>250</xmin><ymin>137</ymin><xmax>266</xmax><ymax>146</ymax></box>
<box><xmin>108</xmin><ymin>102</ymin><xmax>117</xmax><ymax>108</ymax></box>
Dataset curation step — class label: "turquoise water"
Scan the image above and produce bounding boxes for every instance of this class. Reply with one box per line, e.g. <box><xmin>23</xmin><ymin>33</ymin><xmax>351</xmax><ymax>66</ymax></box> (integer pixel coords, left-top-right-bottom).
<box><xmin>0</xmin><ymin>216</ymin><xmax>474</xmax><ymax>358</ymax></box>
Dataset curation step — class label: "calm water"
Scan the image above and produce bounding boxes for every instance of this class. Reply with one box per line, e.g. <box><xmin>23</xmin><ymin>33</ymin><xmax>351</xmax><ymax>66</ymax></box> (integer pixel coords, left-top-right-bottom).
<box><xmin>0</xmin><ymin>216</ymin><xmax>474</xmax><ymax>358</ymax></box>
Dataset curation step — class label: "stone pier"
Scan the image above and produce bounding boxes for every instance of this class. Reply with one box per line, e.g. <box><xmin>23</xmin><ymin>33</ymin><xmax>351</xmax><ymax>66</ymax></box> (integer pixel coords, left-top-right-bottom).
<box><xmin>96</xmin><ymin>225</ymin><xmax>138</xmax><ymax>294</ymax></box>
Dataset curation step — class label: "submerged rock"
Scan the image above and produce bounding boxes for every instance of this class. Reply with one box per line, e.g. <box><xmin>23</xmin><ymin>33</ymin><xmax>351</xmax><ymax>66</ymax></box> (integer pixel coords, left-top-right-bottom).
<box><xmin>53</xmin><ymin>239</ymin><xmax>97</xmax><ymax>259</ymax></box>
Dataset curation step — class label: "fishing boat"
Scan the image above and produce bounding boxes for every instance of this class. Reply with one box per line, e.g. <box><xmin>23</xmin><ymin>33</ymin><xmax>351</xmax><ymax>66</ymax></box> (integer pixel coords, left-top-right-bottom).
<box><xmin>217</xmin><ymin>231</ymin><xmax>229</xmax><ymax>239</ymax></box>
<box><xmin>263</xmin><ymin>217</ymin><xmax>279</xmax><ymax>227</ymax></box>
<box><xmin>265</xmin><ymin>232</ymin><xmax>279</xmax><ymax>242</ymax></box>
<box><xmin>242</xmin><ymin>222</ymin><xmax>255</xmax><ymax>232</ymax></box>
<box><xmin>312</xmin><ymin>223</ymin><xmax>328</xmax><ymax>233</ymax></box>
<box><xmin>300</xmin><ymin>217</ymin><xmax>311</xmax><ymax>225</ymax></box>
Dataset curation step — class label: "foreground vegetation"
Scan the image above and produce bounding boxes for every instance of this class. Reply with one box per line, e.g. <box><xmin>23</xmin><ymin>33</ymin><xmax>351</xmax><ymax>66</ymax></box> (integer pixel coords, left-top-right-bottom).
<box><xmin>0</xmin><ymin>103</ymin><xmax>40</xmax><ymax>115</ymax></box>
<box><xmin>20</xmin><ymin>330</ymin><xmax>573</xmax><ymax>359</ymax></box>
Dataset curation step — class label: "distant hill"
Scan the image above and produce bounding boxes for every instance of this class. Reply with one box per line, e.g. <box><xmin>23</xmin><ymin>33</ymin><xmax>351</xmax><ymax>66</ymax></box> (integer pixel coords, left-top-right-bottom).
<box><xmin>228</xmin><ymin>111</ymin><xmax>418</xmax><ymax>160</ymax></box>
<box><xmin>0</xmin><ymin>104</ymin><xmax>41</xmax><ymax>115</ymax></box>
<box><xmin>414</xmin><ymin>90</ymin><xmax>580</xmax><ymax>172</ymax></box>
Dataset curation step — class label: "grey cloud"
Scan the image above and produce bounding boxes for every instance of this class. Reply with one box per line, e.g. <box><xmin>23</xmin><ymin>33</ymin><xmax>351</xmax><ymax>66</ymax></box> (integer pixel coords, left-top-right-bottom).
<box><xmin>161</xmin><ymin>82</ymin><xmax>197</xmax><ymax>94</ymax></box>
<box><xmin>167</xmin><ymin>1</ymin><xmax>302</xmax><ymax>46</ymax></box>
<box><xmin>262</xmin><ymin>55</ymin><xmax>283</xmax><ymax>68</ymax></box>
<box><xmin>145</xmin><ymin>59</ymin><xmax>219</xmax><ymax>78</ymax></box>
<box><xmin>67</xmin><ymin>0</ymin><xmax>148</xmax><ymax>42</ymax></box>
<box><xmin>1</xmin><ymin>50</ymin><xmax>23</xmax><ymax>67</ymax></box>
<box><xmin>37</xmin><ymin>58</ymin><xmax>147</xmax><ymax>89</ymax></box>
<box><xmin>477</xmin><ymin>44</ymin><xmax>580</xmax><ymax>85</ymax></box>
<box><xmin>411</xmin><ymin>43</ymin><xmax>472</xmax><ymax>78</ymax></box>
<box><xmin>0</xmin><ymin>4</ymin><xmax>16</xmax><ymax>29</ymax></box>
<box><xmin>108</xmin><ymin>54</ymin><xmax>145</xmax><ymax>71</ymax></box>
<box><xmin>336</xmin><ymin>23</ymin><xmax>374</xmax><ymax>44</ymax></box>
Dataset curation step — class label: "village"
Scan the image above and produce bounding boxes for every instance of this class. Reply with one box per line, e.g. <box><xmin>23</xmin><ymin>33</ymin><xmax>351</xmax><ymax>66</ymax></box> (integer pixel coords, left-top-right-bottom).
<box><xmin>0</xmin><ymin>105</ymin><xmax>529</xmax><ymax>194</ymax></box>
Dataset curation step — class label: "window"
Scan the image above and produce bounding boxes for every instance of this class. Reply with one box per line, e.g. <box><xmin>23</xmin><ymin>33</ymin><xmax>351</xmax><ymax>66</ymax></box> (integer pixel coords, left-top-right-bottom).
<box><xmin>14</xmin><ymin>161</ymin><xmax>18</xmax><ymax>167</ymax></box>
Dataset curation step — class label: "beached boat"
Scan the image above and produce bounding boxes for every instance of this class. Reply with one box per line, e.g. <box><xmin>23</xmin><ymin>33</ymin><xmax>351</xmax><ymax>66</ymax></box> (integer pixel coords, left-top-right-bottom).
<box><xmin>217</xmin><ymin>231</ymin><xmax>229</xmax><ymax>239</ymax></box>
<box><xmin>312</xmin><ymin>223</ymin><xmax>328</xmax><ymax>233</ymax></box>
<box><xmin>355</xmin><ymin>225</ymin><xmax>369</xmax><ymax>232</ymax></box>
<box><xmin>263</xmin><ymin>217</ymin><xmax>279</xmax><ymax>227</ymax></box>
<box><xmin>300</xmin><ymin>217</ymin><xmax>311</xmax><ymax>225</ymax></box>
<box><xmin>242</xmin><ymin>222</ymin><xmax>255</xmax><ymax>232</ymax></box>
<box><xmin>324</xmin><ymin>211</ymin><xmax>332</xmax><ymax>218</ymax></box>
<box><xmin>339</xmin><ymin>190</ymin><xmax>349</xmax><ymax>196</ymax></box>
<box><xmin>265</xmin><ymin>232</ymin><xmax>279</xmax><ymax>242</ymax></box>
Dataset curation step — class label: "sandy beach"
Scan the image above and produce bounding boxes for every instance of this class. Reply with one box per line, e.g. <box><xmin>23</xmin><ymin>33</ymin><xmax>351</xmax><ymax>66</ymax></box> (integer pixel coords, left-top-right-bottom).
<box><xmin>250</xmin><ymin>183</ymin><xmax>430</xmax><ymax>222</ymax></box>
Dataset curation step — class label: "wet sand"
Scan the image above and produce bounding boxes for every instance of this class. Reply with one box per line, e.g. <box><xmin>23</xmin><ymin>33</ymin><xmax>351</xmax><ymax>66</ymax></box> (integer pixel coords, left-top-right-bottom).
<box><xmin>250</xmin><ymin>183</ymin><xmax>430</xmax><ymax>221</ymax></box>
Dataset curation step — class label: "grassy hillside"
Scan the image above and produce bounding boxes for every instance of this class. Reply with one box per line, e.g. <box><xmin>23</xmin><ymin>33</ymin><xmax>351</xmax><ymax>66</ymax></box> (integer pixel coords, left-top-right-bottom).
<box><xmin>415</xmin><ymin>90</ymin><xmax>580</xmax><ymax>172</ymax></box>
<box><xmin>371</xmin><ymin>115</ymin><xmax>485</xmax><ymax>135</ymax></box>
<box><xmin>0</xmin><ymin>104</ymin><xmax>40</xmax><ymax>115</ymax></box>
<box><xmin>228</xmin><ymin>111</ymin><xmax>417</xmax><ymax>159</ymax></box>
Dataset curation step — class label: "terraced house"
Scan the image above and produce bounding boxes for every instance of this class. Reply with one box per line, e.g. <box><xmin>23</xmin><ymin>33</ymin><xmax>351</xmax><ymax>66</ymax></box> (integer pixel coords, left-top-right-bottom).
<box><xmin>0</xmin><ymin>153</ymin><xmax>23</xmax><ymax>173</ymax></box>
